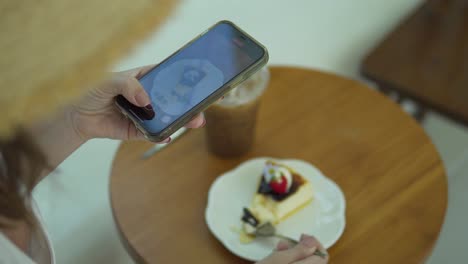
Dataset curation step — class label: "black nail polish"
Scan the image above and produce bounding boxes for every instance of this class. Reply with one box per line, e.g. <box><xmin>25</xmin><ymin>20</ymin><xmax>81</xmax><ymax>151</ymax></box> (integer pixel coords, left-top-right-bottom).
<box><xmin>130</xmin><ymin>104</ymin><xmax>155</xmax><ymax>120</ymax></box>
<box><xmin>144</xmin><ymin>104</ymin><xmax>153</xmax><ymax>111</ymax></box>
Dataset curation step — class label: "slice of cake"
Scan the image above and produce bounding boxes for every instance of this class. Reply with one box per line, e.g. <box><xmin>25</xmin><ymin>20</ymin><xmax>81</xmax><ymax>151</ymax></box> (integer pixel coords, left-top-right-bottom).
<box><xmin>241</xmin><ymin>160</ymin><xmax>313</xmax><ymax>235</ymax></box>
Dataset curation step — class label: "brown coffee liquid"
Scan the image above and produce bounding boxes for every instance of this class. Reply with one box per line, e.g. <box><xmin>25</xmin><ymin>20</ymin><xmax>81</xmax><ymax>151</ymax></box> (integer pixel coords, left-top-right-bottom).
<box><xmin>204</xmin><ymin>98</ymin><xmax>260</xmax><ymax>157</ymax></box>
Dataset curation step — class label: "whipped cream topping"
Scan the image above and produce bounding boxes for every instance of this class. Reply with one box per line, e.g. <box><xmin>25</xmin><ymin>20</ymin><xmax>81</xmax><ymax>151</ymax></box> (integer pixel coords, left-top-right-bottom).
<box><xmin>263</xmin><ymin>162</ymin><xmax>293</xmax><ymax>191</ymax></box>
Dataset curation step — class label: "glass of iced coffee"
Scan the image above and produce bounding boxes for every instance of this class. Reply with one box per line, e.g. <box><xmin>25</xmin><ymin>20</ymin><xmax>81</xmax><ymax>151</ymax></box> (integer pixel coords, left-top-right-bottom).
<box><xmin>204</xmin><ymin>67</ymin><xmax>270</xmax><ymax>157</ymax></box>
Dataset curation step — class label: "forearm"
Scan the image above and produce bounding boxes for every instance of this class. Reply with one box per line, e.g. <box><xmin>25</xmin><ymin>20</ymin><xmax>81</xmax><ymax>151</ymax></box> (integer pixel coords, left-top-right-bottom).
<box><xmin>28</xmin><ymin>107</ymin><xmax>87</xmax><ymax>173</ymax></box>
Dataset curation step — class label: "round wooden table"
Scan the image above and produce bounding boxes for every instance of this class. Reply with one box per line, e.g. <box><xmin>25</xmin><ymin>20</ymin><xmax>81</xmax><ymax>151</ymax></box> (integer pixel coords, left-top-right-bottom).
<box><xmin>110</xmin><ymin>66</ymin><xmax>447</xmax><ymax>264</ymax></box>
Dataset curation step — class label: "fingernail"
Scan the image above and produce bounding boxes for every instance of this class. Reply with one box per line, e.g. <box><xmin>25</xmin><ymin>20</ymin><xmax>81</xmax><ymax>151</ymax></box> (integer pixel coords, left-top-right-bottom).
<box><xmin>300</xmin><ymin>235</ymin><xmax>316</xmax><ymax>248</ymax></box>
<box><xmin>141</xmin><ymin>104</ymin><xmax>155</xmax><ymax>120</ymax></box>
<box><xmin>275</xmin><ymin>240</ymin><xmax>290</xmax><ymax>251</ymax></box>
<box><xmin>144</xmin><ymin>104</ymin><xmax>153</xmax><ymax>111</ymax></box>
<box><xmin>135</xmin><ymin>91</ymin><xmax>150</xmax><ymax>106</ymax></box>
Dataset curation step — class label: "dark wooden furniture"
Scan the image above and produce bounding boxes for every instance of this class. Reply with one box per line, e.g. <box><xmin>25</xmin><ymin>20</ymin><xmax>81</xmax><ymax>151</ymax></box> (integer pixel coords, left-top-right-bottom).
<box><xmin>361</xmin><ymin>0</ymin><xmax>468</xmax><ymax>123</ymax></box>
<box><xmin>110</xmin><ymin>67</ymin><xmax>447</xmax><ymax>263</ymax></box>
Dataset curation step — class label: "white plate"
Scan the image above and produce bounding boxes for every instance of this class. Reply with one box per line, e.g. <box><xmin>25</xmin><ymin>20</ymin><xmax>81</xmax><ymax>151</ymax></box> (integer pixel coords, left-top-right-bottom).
<box><xmin>205</xmin><ymin>157</ymin><xmax>346</xmax><ymax>262</ymax></box>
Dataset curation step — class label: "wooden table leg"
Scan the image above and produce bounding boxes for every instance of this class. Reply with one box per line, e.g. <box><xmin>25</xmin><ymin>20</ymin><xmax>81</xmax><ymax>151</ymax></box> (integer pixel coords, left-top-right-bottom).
<box><xmin>376</xmin><ymin>84</ymin><xmax>427</xmax><ymax>123</ymax></box>
<box><xmin>376</xmin><ymin>84</ymin><xmax>404</xmax><ymax>104</ymax></box>
<box><xmin>413</xmin><ymin>103</ymin><xmax>428</xmax><ymax>123</ymax></box>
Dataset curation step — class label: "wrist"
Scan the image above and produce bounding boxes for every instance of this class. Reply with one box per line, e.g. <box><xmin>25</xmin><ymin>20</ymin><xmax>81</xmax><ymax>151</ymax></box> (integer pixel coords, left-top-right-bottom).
<box><xmin>66</xmin><ymin>106</ymin><xmax>91</xmax><ymax>143</ymax></box>
<box><xmin>28</xmin><ymin>107</ymin><xmax>87</xmax><ymax>169</ymax></box>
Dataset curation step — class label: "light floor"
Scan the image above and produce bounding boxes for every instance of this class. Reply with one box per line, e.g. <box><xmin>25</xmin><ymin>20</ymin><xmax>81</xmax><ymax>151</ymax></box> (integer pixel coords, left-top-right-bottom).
<box><xmin>33</xmin><ymin>0</ymin><xmax>468</xmax><ymax>263</ymax></box>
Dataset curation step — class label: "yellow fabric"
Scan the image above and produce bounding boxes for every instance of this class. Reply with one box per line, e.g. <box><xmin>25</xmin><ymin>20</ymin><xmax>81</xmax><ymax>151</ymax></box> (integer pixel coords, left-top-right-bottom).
<box><xmin>0</xmin><ymin>0</ymin><xmax>177</xmax><ymax>138</ymax></box>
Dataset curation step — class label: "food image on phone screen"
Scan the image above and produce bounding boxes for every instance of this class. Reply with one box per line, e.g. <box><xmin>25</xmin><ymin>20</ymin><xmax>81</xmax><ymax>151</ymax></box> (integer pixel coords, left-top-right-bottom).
<box><xmin>150</xmin><ymin>59</ymin><xmax>223</xmax><ymax>120</ymax></box>
<box><xmin>120</xmin><ymin>21</ymin><xmax>266</xmax><ymax>136</ymax></box>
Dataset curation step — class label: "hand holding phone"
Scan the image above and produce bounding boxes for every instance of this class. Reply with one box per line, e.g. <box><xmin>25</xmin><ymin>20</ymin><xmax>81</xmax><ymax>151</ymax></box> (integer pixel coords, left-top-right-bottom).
<box><xmin>115</xmin><ymin>20</ymin><xmax>268</xmax><ymax>142</ymax></box>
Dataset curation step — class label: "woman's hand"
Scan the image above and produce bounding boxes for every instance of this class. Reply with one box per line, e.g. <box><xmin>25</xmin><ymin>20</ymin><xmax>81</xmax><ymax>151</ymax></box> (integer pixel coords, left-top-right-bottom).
<box><xmin>30</xmin><ymin>65</ymin><xmax>206</xmax><ymax>172</ymax></box>
<box><xmin>256</xmin><ymin>235</ymin><xmax>329</xmax><ymax>264</ymax></box>
<box><xmin>69</xmin><ymin>65</ymin><xmax>205</xmax><ymax>142</ymax></box>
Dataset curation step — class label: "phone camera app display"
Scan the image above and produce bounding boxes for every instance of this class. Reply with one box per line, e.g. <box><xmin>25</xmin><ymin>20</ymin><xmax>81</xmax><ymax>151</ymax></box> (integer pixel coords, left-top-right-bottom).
<box><xmin>150</xmin><ymin>59</ymin><xmax>224</xmax><ymax>118</ymax></box>
<box><xmin>180</xmin><ymin>66</ymin><xmax>206</xmax><ymax>86</ymax></box>
<box><xmin>135</xmin><ymin>22</ymin><xmax>264</xmax><ymax>134</ymax></box>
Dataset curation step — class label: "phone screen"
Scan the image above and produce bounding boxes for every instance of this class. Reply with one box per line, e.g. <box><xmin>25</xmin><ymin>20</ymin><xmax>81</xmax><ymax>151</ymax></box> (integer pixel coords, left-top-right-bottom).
<box><xmin>122</xmin><ymin>21</ymin><xmax>265</xmax><ymax>135</ymax></box>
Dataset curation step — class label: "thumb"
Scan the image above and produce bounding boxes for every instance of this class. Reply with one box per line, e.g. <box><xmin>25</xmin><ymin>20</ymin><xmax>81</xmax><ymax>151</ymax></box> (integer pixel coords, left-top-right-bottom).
<box><xmin>109</xmin><ymin>74</ymin><xmax>151</xmax><ymax>107</ymax></box>
<box><xmin>275</xmin><ymin>240</ymin><xmax>318</xmax><ymax>262</ymax></box>
<box><xmin>276</xmin><ymin>240</ymin><xmax>292</xmax><ymax>251</ymax></box>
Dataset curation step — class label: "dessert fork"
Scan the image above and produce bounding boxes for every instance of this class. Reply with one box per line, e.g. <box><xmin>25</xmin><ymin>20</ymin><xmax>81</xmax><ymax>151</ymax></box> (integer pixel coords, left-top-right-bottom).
<box><xmin>140</xmin><ymin>127</ymin><xmax>187</xmax><ymax>159</ymax></box>
<box><xmin>254</xmin><ymin>222</ymin><xmax>327</xmax><ymax>258</ymax></box>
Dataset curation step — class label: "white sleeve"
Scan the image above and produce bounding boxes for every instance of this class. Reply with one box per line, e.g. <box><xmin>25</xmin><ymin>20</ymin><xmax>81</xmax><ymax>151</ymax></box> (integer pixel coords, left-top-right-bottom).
<box><xmin>0</xmin><ymin>232</ymin><xmax>37</xmax><ymax>264</ymax></box>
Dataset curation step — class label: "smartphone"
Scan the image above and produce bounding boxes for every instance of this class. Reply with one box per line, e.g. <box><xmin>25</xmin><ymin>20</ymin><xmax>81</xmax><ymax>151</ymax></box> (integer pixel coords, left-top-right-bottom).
<box><xmin>115</xmin><ymin>20</ymin><xmax>269</xmax><ymax>142</ymax></box>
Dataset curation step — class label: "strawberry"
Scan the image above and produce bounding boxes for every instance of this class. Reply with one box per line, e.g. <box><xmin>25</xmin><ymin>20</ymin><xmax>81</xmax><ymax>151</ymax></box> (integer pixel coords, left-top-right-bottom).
<box><xmin>269</xmin><ymin>175</ymin><xmax>288</xmax><ymax>194</ymax></box>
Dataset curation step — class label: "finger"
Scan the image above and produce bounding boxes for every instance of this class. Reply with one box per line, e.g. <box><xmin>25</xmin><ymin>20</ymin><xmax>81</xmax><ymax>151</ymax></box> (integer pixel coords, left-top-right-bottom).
<box><xmin>157</xmin><ymin>137</ymin><xmax>171</xmax><ymax>144</ymax></box>
<box><xmin>300</xmin><ymin>235</ymin><xmax>327</xmax><ymax>253</ymax></box>
<box><xmin>275</xmin><ymin>240</ymin><xmax>292</xmax><ymax>251</ymax></box>
<box><xmin>119</xmin><ymin>64</ymin><xmax>156</xmax><ymax>78</ymax></box>
<box><xmin>274</xmin><ymin>242</ymin><xmax>319</xmax><ymax>262</ymax></box>
<box><xmin>184</xmin><ymin>113</ymin><xmax>205</xmax><ymax>128</ymax></box>
<box><xmin>110</xmin><ymin>75</ymin><xmax>151</xmax><ymax>107</ymax></box>
<box><xmin>299</xmin><ymin>235</ymin><xmax>328</xmax><ymax>262</ymax></box>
